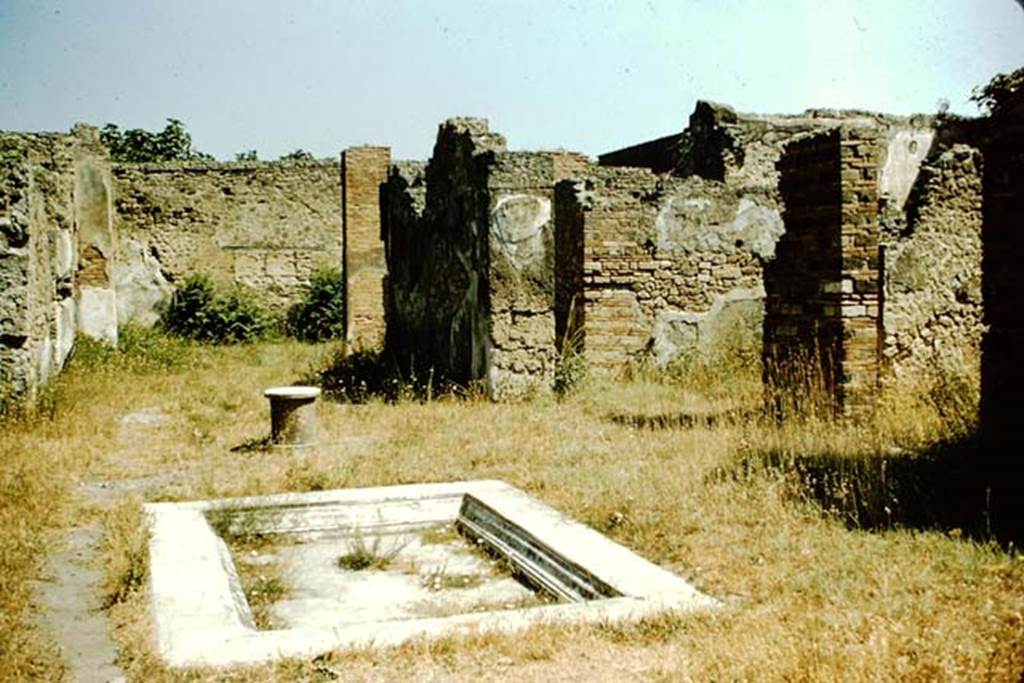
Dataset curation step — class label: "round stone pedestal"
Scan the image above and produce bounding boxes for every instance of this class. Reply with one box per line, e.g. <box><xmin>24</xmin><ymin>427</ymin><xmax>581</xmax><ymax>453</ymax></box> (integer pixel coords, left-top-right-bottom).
<box><xmin>264</xmin><ymin>386</ymin><xmax>321</xmax><ymax>448</ymax></box>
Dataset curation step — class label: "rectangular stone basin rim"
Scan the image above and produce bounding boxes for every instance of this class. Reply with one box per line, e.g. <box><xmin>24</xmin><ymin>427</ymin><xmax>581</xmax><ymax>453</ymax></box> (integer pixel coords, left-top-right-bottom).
<box><xmin>145</xmin><ymin>480</ymin><xmax>718</xmax><ymax>668</ymax></box>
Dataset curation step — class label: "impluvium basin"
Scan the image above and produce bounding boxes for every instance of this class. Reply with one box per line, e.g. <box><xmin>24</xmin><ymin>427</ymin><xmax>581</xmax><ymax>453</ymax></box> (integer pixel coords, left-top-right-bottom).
<box><xmin>145</xmin><ymin>480</ymin><xmax>718</xmax><ymax>668</ymax></box>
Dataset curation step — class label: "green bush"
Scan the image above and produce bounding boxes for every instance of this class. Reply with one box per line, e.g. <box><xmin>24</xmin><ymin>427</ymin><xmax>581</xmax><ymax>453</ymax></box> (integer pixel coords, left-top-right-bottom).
<box><xmin>286</xmin><ymin>268</ymin><xmax>346</xmax><ymax>343</ymax></box>
<box><xmin>159</xmin><ymin>274</ymin><xmax>271</xmax><ymax>344</ymax></box>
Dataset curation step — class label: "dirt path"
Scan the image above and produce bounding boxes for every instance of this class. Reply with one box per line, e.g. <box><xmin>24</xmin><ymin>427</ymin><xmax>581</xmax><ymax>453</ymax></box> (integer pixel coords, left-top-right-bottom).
<box><xmin>31</xmin><ymin>408</ymin><xmax>184</xmax><ymax>683</ymax></box>
<box><xmin>32</xmin><ymin>522</ymin><xmax>126</xmax><ymax>683</ymax></box>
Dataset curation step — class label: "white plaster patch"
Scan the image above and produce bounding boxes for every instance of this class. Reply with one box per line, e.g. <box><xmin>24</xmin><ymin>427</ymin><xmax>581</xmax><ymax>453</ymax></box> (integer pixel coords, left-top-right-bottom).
<box><xmin>55</xmin><ymin>229</ymin><xmax>76</xmax><ymax>279</ymax></box>
<box><xmin>77</xmin><ymin>286</ymin><xmax>118</xmax><ymax>345</ymax></box>
<box><xmin>881</xmin><ymin>128</ymin><xmax>935</xmax><ymax>210</ymax></box>
<box><xmin>35</xmin><ymin>336</ymin><xmax>53</xmax><ymax>385</ymax></box>
<box><xmin>55</xmin><ymin>297</ymin><xmax>76</xmax><ymax>368</ymax></box>
<box><xmin>491</xmin><ymin>194</ymin><xmax>551</xmax><ymax>270</ymax></box>
<box><xmin>649</xmin><ymin>287</ymin><xmax>764</xmax><ymax>367</ymax></box>
<box><xmin>114</xmin><ymin>238</ymin><xmax>173</xmax><ymax>326</ymax></box>
<box><xmin>147</xmin><ymin>481</ymin><xmax>717</xmax><ymax>669</ymax></box>
<box><xmin>655</xmin><ymin>195</ymin><xmax>783</xmax><ymax>259</ymax></box>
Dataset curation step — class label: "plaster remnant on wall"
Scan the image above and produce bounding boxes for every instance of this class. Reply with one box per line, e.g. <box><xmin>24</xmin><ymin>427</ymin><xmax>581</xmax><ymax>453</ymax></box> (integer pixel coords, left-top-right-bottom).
<box><xmin>56</xmin><ymin>229</ymin><xmax>75</xmax><ymax>279</ymax></box>
<box><xmin>655</xmin><ymin>195</ymin><xmax>783</xmax><ymax>259</ymax></box>
<box><xmin>649</xmin><ymin>287</ymin><xmax>764</xmax><ymax>367</ymax></box>
<box><xmin>880</xmin><ymin>129</ymin><xmax>935</xmax><ymax>210</ymax></box>
<box><xmin>491</xmin><ymin>194</ymin><xmax>551</xmax><ymax>271</ymax></box>
<box><xmin>78</xmin><ymin>286</ymin><xmax>118</xmax><ymax>345</ymax></box>
<box><xmin>55</xmin><ymin>297</ymin><xmax>76</xmax><ymax>367</ymax></box>
<box><xmin>114</xmin><ymin>238</ymin><xmax>173</xmax><ymax>326</ymax></box>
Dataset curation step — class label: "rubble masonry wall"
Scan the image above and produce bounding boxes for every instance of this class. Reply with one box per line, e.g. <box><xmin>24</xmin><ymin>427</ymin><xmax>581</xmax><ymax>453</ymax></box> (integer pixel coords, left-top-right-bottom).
<box><xmin>554</xmin><ymin>167</ymin><xmax>781</xmax><ymax>372</ymax></box>
<box><xmin>0</xmin><ymin>126</ymin><xmax>113</xmax><ymax>409</ymax></box>
<box><xmin>111</xmin><ymin>159</ymin><xmax>343</xmax><ymax>323</ymax></box>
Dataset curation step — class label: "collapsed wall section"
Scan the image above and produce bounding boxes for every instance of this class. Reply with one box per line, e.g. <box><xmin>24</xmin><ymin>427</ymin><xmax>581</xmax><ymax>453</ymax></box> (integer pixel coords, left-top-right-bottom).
<box><xmin>764</xmin><ymin>127</ymin><xmax>882</xmax><ymax>417</ymax></box>
<box><xmin>342</xmin><ymin>146</ymin><xmax>390</xmax><ymax>347</ymax></box>
<box><xmin>382</xmin><ymin>118</ymin><xmax>589</xmax><ymax>397</ymax></box>
<box><xmin>382</xmin><ymin>119</ymin><xmax>502</xmax><ymax>388</ymax></box>
<box><xmin>111</xmin><ymin>159</ymin><xmax>343</xmax><ymax>323</ymax></box>
<box><xmin>554</xmin><ymin>167</ymin><xmax>782</xmax><ymax>372</ymax></box>
<box><xmin>0</xmin><ymin>126</ymin><xmax>112</xmax><ymax>409</ymax></box>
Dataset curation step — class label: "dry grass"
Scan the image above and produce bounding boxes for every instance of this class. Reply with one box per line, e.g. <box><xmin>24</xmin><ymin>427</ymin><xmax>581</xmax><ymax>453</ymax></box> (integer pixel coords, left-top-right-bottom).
<box><xmin>1</xmin><ymin>331</ymin><xmax>1022</xmax><ymax>681</ymax></box>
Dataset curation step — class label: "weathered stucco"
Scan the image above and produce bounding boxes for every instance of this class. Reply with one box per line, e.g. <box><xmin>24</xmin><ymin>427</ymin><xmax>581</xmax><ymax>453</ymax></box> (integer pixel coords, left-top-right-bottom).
<box><xmin>382</xmin><ymin>118</ymin><xmax>589</xmax><ymax>397</ymax></box>
<box><xmin>554</xmin><ymin>167</ymin><xmax>780</xmax><ymax>372</ymax></box>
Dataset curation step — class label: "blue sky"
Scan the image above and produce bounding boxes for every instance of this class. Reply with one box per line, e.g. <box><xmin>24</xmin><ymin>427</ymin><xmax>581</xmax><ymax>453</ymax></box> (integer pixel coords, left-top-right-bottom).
<box><xmin>1</xmin><ymin>1</ymin><xmax>1021</xmax><ymax>160</ymax></box>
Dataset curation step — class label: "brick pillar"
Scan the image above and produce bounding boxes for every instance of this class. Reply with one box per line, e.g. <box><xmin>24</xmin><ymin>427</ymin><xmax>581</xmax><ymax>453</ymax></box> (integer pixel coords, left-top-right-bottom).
<box><xmin>341</xmin><ymin>146</ymin><xmax>390</xmax><ymax>347</ymax></box>
<box><xmin>836</xmin><ymin>127</ymin><xmax>882</xmax><ymax>416</ymax></box>
<box><xmin>765</xmin><ymin>126</ymin><xmax>881</xmax><ymax>418</ymax></box>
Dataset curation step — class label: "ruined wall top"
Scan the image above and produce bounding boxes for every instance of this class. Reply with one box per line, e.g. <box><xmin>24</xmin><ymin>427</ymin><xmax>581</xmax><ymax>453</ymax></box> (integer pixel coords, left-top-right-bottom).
<box><xmin>432</xmin><ymin>117</ymin><xmax>507</xmax><ymax>158</ymax></box>
<box><xmin>111</xmin><ymin>158</ymin><xmax>337</xmax><ymax>174</ymax></box>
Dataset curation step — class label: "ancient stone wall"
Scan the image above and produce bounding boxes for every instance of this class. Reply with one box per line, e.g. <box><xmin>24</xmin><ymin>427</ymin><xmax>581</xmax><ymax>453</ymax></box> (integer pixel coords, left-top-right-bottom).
<box><xmin>111</xmin><ymin>159</ymin><xmax>343</xmax><ymax>322</ymax></box>
<box><xmin>0</xmin><ymin>126</ymin><xmax>111</xmax><ymax>409</ymax></box>
<box><xmin>342</xmin><ymin>146</ymin><xmax>390</xmax><ymax>347</ymax></box>
<box><xmin>382</xmin><ymin>119</ymin><xmax>500</xmax><ymax>388</ymax></box>
<box><xmin>764</xmin><ymin>127</ymin><xmax>882</xmax><ymax>417</ymax></box>
<box><xmin>882</xmin><ymin>144</ymin><xmax>984</xmax><ymax>381</ymax></box>
<box><xmin>592</xmin><ymin>101</ymin><xmax>955</xmax><ymax>380</ymax></box>
<box><xmin>555</xmin><ymin>167</ymin><xmax>781</xmax><ymax>372</ymax></box>
<box><xmin>382</xmin><ymin>118</ymin><xmax>588</xmax><ymax>397</ymax></box>
<box><xmin>487</xmin><ymin>150</ymin><xmax>589</xmax><ymax>396</ymax></box>
<box><xmin>380</xmin><ymin>160</ymin><xmax>427</xmax><ymax>361</ymax></box>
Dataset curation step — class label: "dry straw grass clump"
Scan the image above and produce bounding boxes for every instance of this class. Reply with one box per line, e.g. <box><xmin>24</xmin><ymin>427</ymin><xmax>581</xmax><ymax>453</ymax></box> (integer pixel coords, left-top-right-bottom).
<box><xmin>2</xmin><ymin>330</ymin><xmax>1022</xmax><ymax>681</ymax></box>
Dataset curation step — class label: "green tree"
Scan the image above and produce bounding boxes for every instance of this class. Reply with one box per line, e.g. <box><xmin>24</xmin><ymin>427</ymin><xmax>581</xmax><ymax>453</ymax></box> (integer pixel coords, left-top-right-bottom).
<box><xmin>971</xmin><ymin>67</ymin><xmax>1024</xmax><ymax>116</ymax></box>
<box><xmin>235</xmin><ymin>149</ymin><xmax>258</xmax><ymax>161</ymax></box>
<box><xmin>100</xmin><ymin>119</ymin><xmax>211</xmax><ymax>162</ymax></box>
<box><xmin>279</xmin><ymin>149</ymin><xmax>315</xmax><ymax>161</ymax></box>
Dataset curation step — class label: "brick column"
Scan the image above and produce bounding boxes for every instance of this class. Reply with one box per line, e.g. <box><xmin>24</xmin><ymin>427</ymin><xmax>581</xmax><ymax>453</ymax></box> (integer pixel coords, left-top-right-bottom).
<box><xmin>765</xmin><ymin>126</ymin><xmax>881</xmax><ymax>418</ymax></box>
<box><xmin>341</xmin><ymin>146</ymin><xmax>390</xmax><ymax>347</ymax></box>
